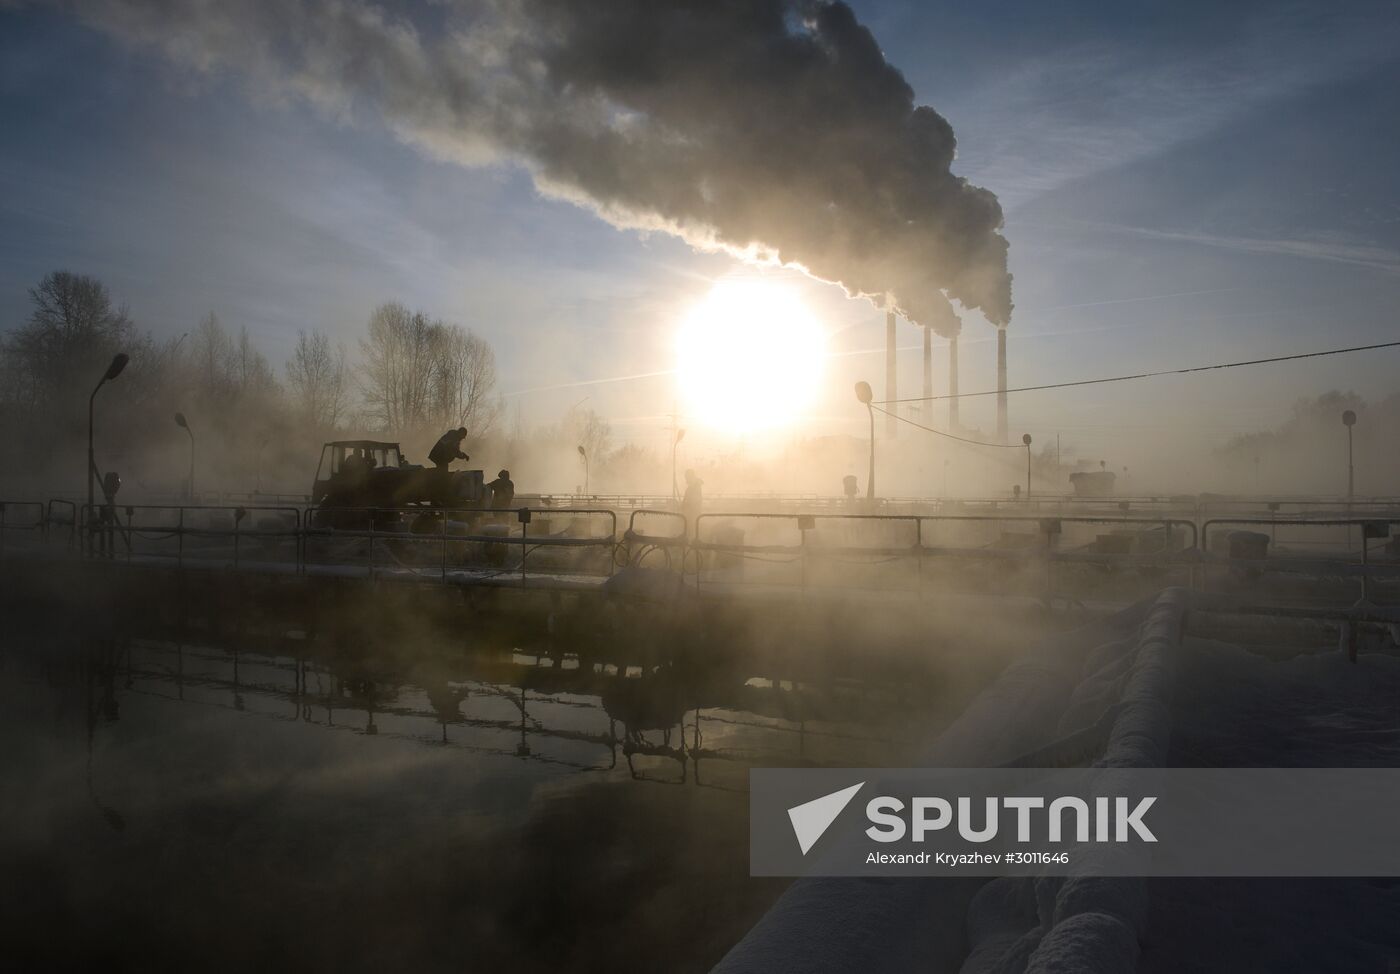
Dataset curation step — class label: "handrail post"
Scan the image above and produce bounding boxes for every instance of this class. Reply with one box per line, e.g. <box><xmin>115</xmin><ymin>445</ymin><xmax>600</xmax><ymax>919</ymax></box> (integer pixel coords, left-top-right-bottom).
<box><xmin>1360</xmin><ymin>521</ymin><xmax>1371</xmax><ymax>604</ymax></box>
<box><xmin>915</xmin><ymin>517</ymin><xmax>924</xmax><ymax>590</ymax></box>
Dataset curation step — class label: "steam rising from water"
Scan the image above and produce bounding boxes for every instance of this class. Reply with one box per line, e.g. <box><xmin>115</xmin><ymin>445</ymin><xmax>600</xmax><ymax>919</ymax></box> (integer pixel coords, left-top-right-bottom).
<box><xmin>62</xmin><ymin>0</ymin><xmax>1010</xmax><ymax>334</ymax></box>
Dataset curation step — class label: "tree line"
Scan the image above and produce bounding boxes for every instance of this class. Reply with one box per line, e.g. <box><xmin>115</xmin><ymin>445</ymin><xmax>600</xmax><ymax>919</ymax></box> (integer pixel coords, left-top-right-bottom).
<box><xmin>0</xmin><ymin>270</ymin><xmax>502</xmax><ymax>492</ymax></box>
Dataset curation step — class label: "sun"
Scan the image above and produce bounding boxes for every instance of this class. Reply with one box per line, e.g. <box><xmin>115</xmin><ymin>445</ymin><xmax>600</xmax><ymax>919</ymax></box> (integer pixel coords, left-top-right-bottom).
<box><xmin>676</xmin><ymin>279</ymin><xmax>826</xmax><ymax>434</ymax></box>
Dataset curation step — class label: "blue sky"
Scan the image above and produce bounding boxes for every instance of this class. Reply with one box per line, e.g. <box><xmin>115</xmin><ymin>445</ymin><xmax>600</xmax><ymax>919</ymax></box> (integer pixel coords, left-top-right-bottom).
<box><xmin>2</xmin><ymin>0</ymin><xmax>1398</xmax><ymax>475</ymax></box>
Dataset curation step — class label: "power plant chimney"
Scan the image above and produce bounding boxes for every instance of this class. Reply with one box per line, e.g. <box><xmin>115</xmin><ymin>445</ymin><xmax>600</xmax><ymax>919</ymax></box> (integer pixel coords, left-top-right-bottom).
<box><xmin>885</xmin><ymin>303</ymin><xmax>897</xmax><ymax>438</ymax></box>
<box><xmin>948</xmin><ymin>335</ymin><xmax>959</xmax><ymax>429</ymax></box>
<box><xmin>922</xmin><ymin>324</ymin><xmax>933</xmax><ymax>421</ymax></box>
<box><xmin>996</xmin><ymin>326</ymin><xmax>1008</xmax><ymax>444</ymax></box>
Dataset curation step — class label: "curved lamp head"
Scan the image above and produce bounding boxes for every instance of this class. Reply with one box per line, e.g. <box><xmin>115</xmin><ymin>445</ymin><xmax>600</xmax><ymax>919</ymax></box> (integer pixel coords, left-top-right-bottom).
<box><xmin>1342</xmin><ymin>409</ymin><xmax>1357</xmax><ymax>427</ymax></box>
<box><xmin>676</xmin><ymin>428</ymin><xmax>686</xmax><ymax>444</ymax></box>
<box><xmin>1022</xmin><ymin>433</ymin><xmax>1033</xmax><ymax>446</ymax></box>
<box><xmin>854</xmin><ymin>381</ymin><xmax>873</xmax><ymax>405</ymax></box>
<box><xmin>104</xmin><ymin>353</ymin><xmax>130</xmax><ymax>381</ymax></box>
<box><xmin>174</xmin><ymin>412</ymin><xmax>188</xmax><ymax>430</ymax></box>
<box><xmin>577</xmin><ymin>445</ymin><xmax>586</xmax><ymax>458</ymax></box>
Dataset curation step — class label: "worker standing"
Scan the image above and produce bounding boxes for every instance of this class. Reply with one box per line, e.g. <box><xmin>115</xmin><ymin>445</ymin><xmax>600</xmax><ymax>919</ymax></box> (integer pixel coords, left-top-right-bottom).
<box><xmin>487</xmin><ymin>469</ymin><xmax>515</xmax><ymax>509</ymax></box>
<box><xmin>429</xmin><ymin>427</ymin><xmax>469</xmax><ymax>470</ymax></box>
<box><xmin>682</xmin><ymin>468</ymin><xmax>703</xmax><ymax>537</ymax></box>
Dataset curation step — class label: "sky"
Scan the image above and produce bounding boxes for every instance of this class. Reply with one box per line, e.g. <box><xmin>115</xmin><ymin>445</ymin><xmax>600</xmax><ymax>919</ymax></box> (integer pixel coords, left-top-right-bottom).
<box><xmin>2</xmin><ymin>0</ymin><xmax>1399</xmax><ymax>485</ymax></box>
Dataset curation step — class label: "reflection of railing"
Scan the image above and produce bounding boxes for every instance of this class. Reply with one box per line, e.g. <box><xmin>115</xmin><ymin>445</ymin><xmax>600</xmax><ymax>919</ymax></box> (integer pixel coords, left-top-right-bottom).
<box><xmin>58</xmin><ymin>639</ymin><xmax>914</xmax><ymax>782</ymax></box>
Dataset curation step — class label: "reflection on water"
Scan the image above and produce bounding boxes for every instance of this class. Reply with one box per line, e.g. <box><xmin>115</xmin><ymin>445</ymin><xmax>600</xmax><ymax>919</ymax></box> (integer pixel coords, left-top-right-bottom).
<box><xmin>0</xmin><ymin>621</ymin><xmax>959</xmax><ymax>972</ymax></box>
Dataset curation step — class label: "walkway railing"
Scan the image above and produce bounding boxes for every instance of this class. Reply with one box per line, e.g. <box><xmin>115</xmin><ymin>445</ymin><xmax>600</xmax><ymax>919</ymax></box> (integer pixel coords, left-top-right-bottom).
<box><xmin>2</xmin><ymin>498</ymin><xmax>1398</xmax><ymax>606</ymax></box>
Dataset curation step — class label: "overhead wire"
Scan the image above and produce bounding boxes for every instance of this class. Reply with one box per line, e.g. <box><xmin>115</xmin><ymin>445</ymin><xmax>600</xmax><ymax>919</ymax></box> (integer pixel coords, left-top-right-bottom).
<box><xmin>869</xmin><ymin>404</ymin><xmax>1025</xmax><ymax>448</ymax></box>
<box><xmin>874</xmin><ymin>339</ymin><xmax>1400</xmax><ymax>405</ymax></box>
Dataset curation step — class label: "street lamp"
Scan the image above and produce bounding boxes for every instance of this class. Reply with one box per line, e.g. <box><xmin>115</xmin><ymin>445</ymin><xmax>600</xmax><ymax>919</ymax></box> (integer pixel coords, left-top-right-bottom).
<box><xmin>175</xmin><ymin>412</ymin><xmax>194</xmax><ymax>501</ymax></box>
<box><xmin>1022</xmin><ymin>433</ymin><xmax>1033</xmax><ymax>499</ymax></box>
<box><xmin>88</xmin><ymin>353</ymin><xmax>129</xmax><ymax>514</ymax></box>
<box><xmin>671</xmin><ymin>427</ymin><xmax>687</xmax><ymax>503</ymax></box>
<box><xmin>1342</xmin><ymin>410</ymin><xmax>1357</xmax><ymax>500</ymax></box>
<box><xmin>855</xmin><ymin>381</ymin><xmax>874</xmax><ymax>501</ymax></box>
<box><xmin>255</xmin><ymin>434</ymin><xmax>270</xmax><ymax>493</ymax></box>
<box><xmin>577</xmin><ymin>444</ymin><xmax>589</xmax><ymax>497</ymax></box>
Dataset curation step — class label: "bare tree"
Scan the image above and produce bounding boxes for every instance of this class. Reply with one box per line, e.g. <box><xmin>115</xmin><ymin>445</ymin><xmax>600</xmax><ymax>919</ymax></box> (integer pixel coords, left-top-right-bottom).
<box><xmin>188</xmin><ymin>311</ymin><xmax>238</xmax><ymax>405</ymax></box>
<box><xmin>360</xmin><ymin>303</ymin><xmax>433</xmax><ymax>432</ymax></box>
<box><xmin>6</xmin><ymin>271</ymin><xmax>137</xmax><ymax>412</ymax></box>
<box><xmin>566</xmin><ymin>406</ymin><xmax>612</xmax><ymax>462</ymax></box>
<box><xmin>432</xmin><ymin>326</ymin><xmax>499</xmax><ymax>435</ymax></box>
<box><xmin>286</xmin><ymin>329</ymin><xmax>347</xmax><ymax>430</ymax></box>
<box><xmin>359</xmin><ymin>302</ymin><xmax>498</xmax><ymax>437</ymax></box>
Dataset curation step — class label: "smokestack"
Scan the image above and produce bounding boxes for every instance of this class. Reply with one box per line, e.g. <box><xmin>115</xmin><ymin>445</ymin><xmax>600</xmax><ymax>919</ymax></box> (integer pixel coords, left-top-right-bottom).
<box><xmin>885</xmin><ymin>307</ymin><xmax>897</xmax><ymax>438</ymax></box>
<box><xmin>948</xmin><ymin>335</ymin><xmax>960</xmax><ymax>429</ymax></box>
<box><xmin>996</xmin><ymin>327</ymin><xmax>1008</xmax><ymax>444</ymax></box>
<box><xmin>922</xmin><ymin>325</ymin><xmax>933</xmax><ymax>422</ymax></box>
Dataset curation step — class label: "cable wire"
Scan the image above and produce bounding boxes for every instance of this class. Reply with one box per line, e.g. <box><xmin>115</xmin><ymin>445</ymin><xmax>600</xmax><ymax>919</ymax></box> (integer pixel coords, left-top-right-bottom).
<box><xmin>874</xmin><ymin>339</ymin><xmax>1400</xmax><ymax>405</ymax></box>
<box><xmin>871</xmin><ymin>404</ymin><xmax>1026</xmax><ymax>448</ymax></box>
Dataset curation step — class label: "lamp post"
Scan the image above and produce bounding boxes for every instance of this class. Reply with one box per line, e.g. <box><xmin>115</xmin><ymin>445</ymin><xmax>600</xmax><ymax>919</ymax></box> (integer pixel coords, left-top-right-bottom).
<box><xmin>1022</xmin><ymin>433</ymin><xmax>1033</xmax><ymax>499</ymax></box>
<box><xmin>175</xmin><ymin>412</ymin><xmax>194</xmax><ymax>501</ymax></box>
<box><xmin>671</xmin><ymin>427</ymin><xmax>687</xmax><ymax>503</ymax></box>
<box><xmin>88</xmin><ymin>353</ymin><xmax>129</xmax><ymax>514</ymax></box>
<box><xmin>255</xmin><ymin>435</ymin><xmax>270</xmax><ymax>493</ymax></box>
<box><xmin>577</xmin><ymin>444</ymin><xmax>589</xmax><ymax>497</ymax></box>
<box><xmin>1342</xmin><ymin>410</ymin><xmax>1356</xmax><ymax>500</ymax></box>
<box><xmin>855</xmin><ymin>381</ymin><xmax>874</xmax><ymax>501</ymax></box>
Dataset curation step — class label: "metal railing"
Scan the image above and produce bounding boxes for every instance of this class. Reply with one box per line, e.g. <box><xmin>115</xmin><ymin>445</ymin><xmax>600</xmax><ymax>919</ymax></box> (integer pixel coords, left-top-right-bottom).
<box><xmin>687</xmin><ymin>511</ymin><xmax>1200</xmax><ymax>602</ymax></box>
<box><xmin>1201</xmin><ymin>516</ymin><xmax>1400</xmax><ymax>603</ymax></box>
<box><xmin>0</xmin><ymin>501</ymin><xmax>46</xmax><ymax>557</ymax></box>
<box><xmin>1</xmin><ymin>497</ymin><xmax>1396</xmax><ymax>609</ymax></box>
<box><xmin>62</xmin><ymin>503</ymin><xmax>620</xmax><ymax>584</ymax></box>
<box><xmin>302</xmin><ymin>506</ymin><xmax>618</xmax><ymax>584</ymax></box>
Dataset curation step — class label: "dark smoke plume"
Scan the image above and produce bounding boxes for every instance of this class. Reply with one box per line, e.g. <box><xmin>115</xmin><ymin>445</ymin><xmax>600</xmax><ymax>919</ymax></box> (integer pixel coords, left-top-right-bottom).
<box><xmin>61</xmin><ymin>0</ymin><xmax>1011</xmax><ymax>332</ymax></box>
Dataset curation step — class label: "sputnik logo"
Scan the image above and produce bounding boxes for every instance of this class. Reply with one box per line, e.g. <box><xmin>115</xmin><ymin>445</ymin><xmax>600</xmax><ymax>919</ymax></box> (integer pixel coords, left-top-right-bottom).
<box><xmin>787</xmin><ymin>782</ymin><xmax>865</xmax><ymax>855</ymax></box>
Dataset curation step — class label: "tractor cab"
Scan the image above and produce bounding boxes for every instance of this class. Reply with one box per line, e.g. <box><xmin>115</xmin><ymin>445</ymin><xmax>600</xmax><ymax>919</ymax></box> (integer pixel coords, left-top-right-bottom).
<box><xmin>312</xmin><ymin>440</ymin><xmax>406</xmax><ymax>505</ymax></box>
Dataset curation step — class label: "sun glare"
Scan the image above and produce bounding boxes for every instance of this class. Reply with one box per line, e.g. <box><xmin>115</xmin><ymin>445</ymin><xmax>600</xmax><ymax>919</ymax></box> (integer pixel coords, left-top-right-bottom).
<box><xmin>676</xmin><ymin>279</ymin><xmax>826</xmax><ymax>434</ymax></box>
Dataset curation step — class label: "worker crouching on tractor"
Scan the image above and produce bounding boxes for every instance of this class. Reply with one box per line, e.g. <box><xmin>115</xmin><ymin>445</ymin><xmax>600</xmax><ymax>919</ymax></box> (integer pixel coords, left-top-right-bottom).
<box><xmin>429</xmin><ymin>428</ymin><xmax>469</xmax><ymax>471</ymax></box>
<box><xmin>428</xmin><ymin>427</ymin><xmax>469</xmax><ymax>507</ymax></box>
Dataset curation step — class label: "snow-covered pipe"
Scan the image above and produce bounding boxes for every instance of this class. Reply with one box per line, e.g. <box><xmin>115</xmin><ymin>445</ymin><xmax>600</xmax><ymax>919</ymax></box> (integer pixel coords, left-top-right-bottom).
<box><xmin>714</xmin><ymin>590</ymin><xmax>1188</xmax><ymax>974</ymax></box>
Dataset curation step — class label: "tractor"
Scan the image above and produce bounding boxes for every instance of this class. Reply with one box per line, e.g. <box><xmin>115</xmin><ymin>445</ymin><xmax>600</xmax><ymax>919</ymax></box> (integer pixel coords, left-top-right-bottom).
<box><xmin>310</xmin><ymin>440</ymin><xmax>486</xmax><ymax>527</ymax></box>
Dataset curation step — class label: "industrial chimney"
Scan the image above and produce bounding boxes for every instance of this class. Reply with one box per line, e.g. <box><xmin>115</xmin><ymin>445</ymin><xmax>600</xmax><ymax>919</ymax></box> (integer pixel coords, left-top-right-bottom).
<box><xmin>922</xmin><ymin>324</ymin><xmax>933</xmax><ymax>419</ymax></box>
<box><xmin>948</xmin><ymin>335</ymin><xmax>959</xmax><ymax>430</ymax></box>
<box><xmin>996</xmin><ymin>326</ymin><xmax>1008</xmax><ymax>444</ymax></box>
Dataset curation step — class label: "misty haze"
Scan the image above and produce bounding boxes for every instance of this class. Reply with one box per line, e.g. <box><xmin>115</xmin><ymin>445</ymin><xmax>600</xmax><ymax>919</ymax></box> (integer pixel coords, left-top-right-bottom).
<box><xmin>1</xmin><ymin>1</ymin><xmax>1399</xmax><ymax>973</ymax></box>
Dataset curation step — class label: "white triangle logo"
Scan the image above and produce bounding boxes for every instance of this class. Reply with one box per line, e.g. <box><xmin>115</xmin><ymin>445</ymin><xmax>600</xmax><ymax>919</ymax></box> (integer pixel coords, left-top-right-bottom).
<box><xmin>787</xmin><ymin>782</ymin><xmax>865</xmax><ymax>855</ymax></box>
